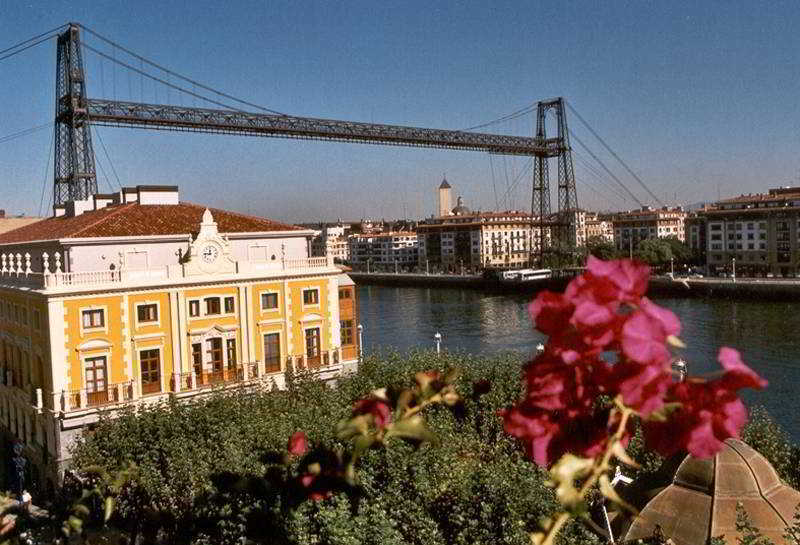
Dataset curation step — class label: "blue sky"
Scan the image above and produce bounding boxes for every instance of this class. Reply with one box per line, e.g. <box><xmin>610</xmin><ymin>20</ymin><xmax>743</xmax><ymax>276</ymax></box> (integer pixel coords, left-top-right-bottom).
<box><xmin>1</xmin><ymin>1</ymin><xmax>799</xmax><ymax>222</ymax></box>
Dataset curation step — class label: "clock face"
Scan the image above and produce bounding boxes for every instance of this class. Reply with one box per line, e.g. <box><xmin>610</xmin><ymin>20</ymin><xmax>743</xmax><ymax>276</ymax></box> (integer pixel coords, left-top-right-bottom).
<box><xmin>201</xmin><ymin>244</ymin><xmax>219</xmax><ymax>263</ymax></box>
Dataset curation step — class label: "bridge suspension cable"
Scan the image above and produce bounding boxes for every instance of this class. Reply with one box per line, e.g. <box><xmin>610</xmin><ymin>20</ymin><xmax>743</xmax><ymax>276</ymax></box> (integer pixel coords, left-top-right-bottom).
<box><xmin>77</xmin><ymin>23</ymin><xmax>286</xmax><ymax>115</ymax></box>
<box><xmin>0</xmin><ymin>24</ymin><xmax>66</xmax><ymax>62</ymax></box>
<box><xmin>566</xmin><ymin>101</ymin><xmax>664</xmax><ymax>207</ymax></box>
<box><xmin>570</xmin><ymin>130</ymin><xmax>644</xmax><ymax>207</ymax></box>
<box><xmin>0</xmin><ymin>122</ymin><xmax>54</xmax><ymax>145</ymax></box>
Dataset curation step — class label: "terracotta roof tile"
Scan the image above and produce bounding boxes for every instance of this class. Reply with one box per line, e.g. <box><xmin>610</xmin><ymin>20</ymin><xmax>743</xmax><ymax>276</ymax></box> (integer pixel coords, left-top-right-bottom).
<box><xmin>0</xmin><ymin>202</ymin><xmax>303</xmax><ymax>244</ymax></box>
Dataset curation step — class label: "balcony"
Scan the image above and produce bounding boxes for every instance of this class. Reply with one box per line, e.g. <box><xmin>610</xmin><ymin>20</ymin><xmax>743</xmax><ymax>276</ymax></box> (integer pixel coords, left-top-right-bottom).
<box><xmin>0</xmin><ymin>252</ymin><xmax>335</xmax><ymax>292</ymax></box>
<box><xmin>44</xmin><ymin>350</ymin><xmax>353</xmax><ymax>415</ymax></box>
<box><xmin>60</xmin><ymin>381</ymin><xmax>135</xmax><ymax>411</ymax></box>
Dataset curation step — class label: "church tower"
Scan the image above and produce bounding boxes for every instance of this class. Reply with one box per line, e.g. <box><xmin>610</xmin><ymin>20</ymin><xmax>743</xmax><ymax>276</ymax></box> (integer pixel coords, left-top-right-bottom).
<box><xmin>437</xmin><ymin>177</ymin><xmax>452</xmax><ymax>217</ymax></box>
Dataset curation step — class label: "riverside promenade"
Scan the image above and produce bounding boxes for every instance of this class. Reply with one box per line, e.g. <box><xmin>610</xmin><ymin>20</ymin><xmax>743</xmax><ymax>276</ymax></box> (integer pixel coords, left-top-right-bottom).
<box><xmin>350</xmin><ymin>272</ymin><xmax>800</xmax><ymax>301</ymax></box>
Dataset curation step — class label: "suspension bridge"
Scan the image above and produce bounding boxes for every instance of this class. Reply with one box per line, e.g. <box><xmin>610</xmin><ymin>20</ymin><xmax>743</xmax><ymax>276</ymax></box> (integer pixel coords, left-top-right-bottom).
<box><xmin>0</xmin><ymin>22</ymin><xmax>663</xmax><ymax>260</ymax></box>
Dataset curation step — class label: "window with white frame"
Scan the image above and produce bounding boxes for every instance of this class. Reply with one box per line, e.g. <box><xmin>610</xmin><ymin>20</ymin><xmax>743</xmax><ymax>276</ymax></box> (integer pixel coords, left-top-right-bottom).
<box><xmin>137</xmin><ymin>303</ymin><xmax>158</xmax><ymax>323</ymax></box>
<box><xmin>303</xmin><ymin>289</ymin><xmax>319</xmax><ymax>306</ymax></box>
<box><xmin>82</xmin><ymin>309</ymin><xmax>104</xmax><ymax>329</ymax></box>
<box><xmin>261</xmin><ymin>292</ymin><xmax>278</xmax><ymax>310</ymax></box>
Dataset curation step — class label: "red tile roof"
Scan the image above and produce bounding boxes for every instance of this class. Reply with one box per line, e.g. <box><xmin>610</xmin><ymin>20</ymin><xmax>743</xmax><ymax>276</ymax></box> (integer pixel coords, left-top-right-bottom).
<box><xmin>0</xmin><ymin>202</ymin><xmax>303</xmax><ymax>244</ymax></box>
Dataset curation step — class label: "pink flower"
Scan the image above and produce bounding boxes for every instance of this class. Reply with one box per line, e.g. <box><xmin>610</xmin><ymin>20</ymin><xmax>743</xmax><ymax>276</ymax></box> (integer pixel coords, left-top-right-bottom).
<box><xmin>502</xmin><ymin>404</ymin><xmax>609</xmax><ymax>466</ymax></box>
<box><xmin>613</xmin><ymin>361</ymin><xmax>672</xmax><ymax>417</ymax></box>
<box><xmin>528</xmin><ymin>291</ymin><xmax>574</xmax><ymax>336</ymax></box>
<box><xmin>298</xmin><ymin>473</ymin><xmax>333</xmax><ymax>501</ymax></box>
<box><xmin>645</xmin><ymin>347</ymin><xmax>767</xmax><ymax>458</ymax></box>
<box><xmin>620</xmin><ymin>299</ymin><xmax>680</xmax><ymax>365</ymax></box>
<box><xmin>353</xmin><ymin>397</ymin><xmax>392</xmax><ymax>429</ymax></box>
<box><xmin>585</xmin><ymin>256</ymin><xmax>650</xmax><ymax>303</ymax></box>
<box><xmin>288</xmin><ymin>431</ymin><xmax>308</xmax><ymax>456</ymax></box>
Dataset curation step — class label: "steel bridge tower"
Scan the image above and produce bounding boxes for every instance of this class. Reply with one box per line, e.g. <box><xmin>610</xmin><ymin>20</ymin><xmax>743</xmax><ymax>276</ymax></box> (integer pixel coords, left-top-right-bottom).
<box><xmin>54</xmin><ymin>23</ymin><xmax>97</xmax><ymax>206</ymax></box>
<box><xmin>531</xmin><ymin>98</ymin><xmax>578</xmax><ymax>261</ymax></box>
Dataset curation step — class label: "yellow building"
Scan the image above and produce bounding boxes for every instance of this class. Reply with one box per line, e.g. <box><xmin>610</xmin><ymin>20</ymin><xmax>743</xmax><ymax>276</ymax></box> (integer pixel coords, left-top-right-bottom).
<box><xmin>0</xmin><ymin>186</ymin><xmax>359</xmax><ymax>491</ymax></box>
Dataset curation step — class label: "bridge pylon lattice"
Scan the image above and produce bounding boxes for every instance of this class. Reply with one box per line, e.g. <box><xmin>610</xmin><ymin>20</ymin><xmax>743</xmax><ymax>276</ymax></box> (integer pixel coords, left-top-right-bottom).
<box><xmin>531</xmin><ymin>98</ymin><xmax>578</xmax><ymax>264</ymax></box>
<box><xmin>54</xmin><ymin>23</ymin><xmax>97</xmax><ymax>207</ymax></box>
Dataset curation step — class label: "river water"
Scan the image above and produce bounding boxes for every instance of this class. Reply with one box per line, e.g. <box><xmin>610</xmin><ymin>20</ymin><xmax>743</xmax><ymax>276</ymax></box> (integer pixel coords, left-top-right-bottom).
<box><xmin>356</xmin><ymin>285</ymin><xmax>800</xmax><ymax>441</ymax></box>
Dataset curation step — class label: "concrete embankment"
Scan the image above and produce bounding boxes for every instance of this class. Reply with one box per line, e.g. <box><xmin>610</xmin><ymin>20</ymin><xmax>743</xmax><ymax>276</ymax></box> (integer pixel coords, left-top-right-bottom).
<box><xmin>348</xmin><ymin>272</ymin><xmax>571</xmax><ymax>293</ymax></box>
<box><xmin>648</xmin><ymin>277</ymin><xmax>800</xmax><ymax>301</ymax></box>
<box><xmin>350</xmin><ymin>272</ymin><xmax>800</xmax><ymax>301</ymax></box>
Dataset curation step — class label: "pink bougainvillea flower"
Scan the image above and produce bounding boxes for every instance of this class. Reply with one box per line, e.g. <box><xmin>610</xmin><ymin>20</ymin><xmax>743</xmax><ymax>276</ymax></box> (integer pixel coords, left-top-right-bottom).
<box><xmin>353</xmin><ymin>397</ymin><xmax>392</xmax><ymax>429</ymax></box>
<box><xmin>528</xmin><ymin>291</ymin><xmax>574</xmax><ymax>336</ymax></box>
<box><xmin>502</xmin><ymin>404</ymin><xmax>609</xmax><ymax>466</ymax></box>
<box><xmin>522</xmin><ymin>355</ymin><xmax>601</xmax><ymax>413</ymax></box>
<box><xmin>287</xmin><ymin>431</ymin><xmax>308</xmax><ymax>456</ymax></box>
<box><xmin>620</xmin><ymin>299</ymin><xmax>680</xmax><ymax>365</ymax></box>
<box><xmin>585</xmin><ymin>256</ymin><xmax>650</xmax><ymax>303</ymax></box>
<box><xmin>716</xmin><ymin>347</ymin><xmax>768</xmax><ymax>391</ymax></box>
<box><xmin>508</xmin><ymin>258</ymin><xmax>766</xmax><ymax>467</ymax></box>
<box><xmin>298</xmin><ymin>474</ymin><xmax>333</xmax><ymax>501</ymax></box>
<box><xmin>645</xmin><ymin>347</ymin><xmax>767</xmax><ymax>458</ymax></box>
<box><xmin>613</xmin><ymin>361</ymin><xmax>672</xmax><ymax>417</ymax></box>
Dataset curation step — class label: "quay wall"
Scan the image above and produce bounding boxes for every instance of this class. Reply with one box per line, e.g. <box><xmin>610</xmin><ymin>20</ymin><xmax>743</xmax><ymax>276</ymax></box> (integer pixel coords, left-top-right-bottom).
<box><xmin>350</xmin><ymin>272</ymin><xmax>800</xmax><ymax>301</ymax></box>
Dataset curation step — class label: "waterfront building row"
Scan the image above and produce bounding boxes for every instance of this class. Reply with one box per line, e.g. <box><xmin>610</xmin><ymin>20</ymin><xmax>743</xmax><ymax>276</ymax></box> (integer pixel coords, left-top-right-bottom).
<box><xmin>697</xmin><ymin>186</ymin><xmax>800</xmax><ymax>277</ymax></box>
<box><xmin>0</xmin><ymin>185</ymin><xmax>359</xmax><ymax>490</ymax></box>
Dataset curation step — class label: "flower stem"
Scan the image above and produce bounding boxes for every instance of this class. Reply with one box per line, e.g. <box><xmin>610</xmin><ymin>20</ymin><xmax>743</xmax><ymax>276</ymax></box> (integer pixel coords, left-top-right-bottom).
<box><xmin>536</xmin><ymin>402</ymin><xmax>633</xmax><ymax>545</ymax></box>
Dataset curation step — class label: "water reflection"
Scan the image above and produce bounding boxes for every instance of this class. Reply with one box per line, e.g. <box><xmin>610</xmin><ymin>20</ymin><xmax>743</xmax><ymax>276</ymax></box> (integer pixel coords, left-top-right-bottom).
<box><xmin>357</xmin><ymin>285</ymin><xmax>800</xmax><ymax>441</ymax></box>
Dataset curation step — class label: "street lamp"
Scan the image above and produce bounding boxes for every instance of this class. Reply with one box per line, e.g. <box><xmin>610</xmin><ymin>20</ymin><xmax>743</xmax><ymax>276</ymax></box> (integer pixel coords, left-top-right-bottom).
<box><xmin>732</xmin><ymin>257</ymin><xmax>736</xmax><ymax>283</ymax></box>
<box><xmin>357</xmin><ymin>324</ymin><xmax>364</xmax><ymax>363</ymax></box>
<box><xmin>366</xmin><ymin>259</ymin><xmax>370</xmax><ymax>274</ymax></box>
<box><xmin>670</xmin><ymin>257</ymin><xmax>674</xmax><ymax>278</ymax></box>
<box><xmin>460</xmin><ymin>259</ymin><xmax>464</xmax><ymax>276</ymax></box>
<box><xmin>672</xmin><ymin>358</ymin><xmax>687</xmax><ymax>382</ymax></box>
<box><xmin>434</xmin><ymin>332</ymin><xmax>442</xmax><ymax>354</ymax></box>
<box><xmin>425</xmin><ymin>259</ymin><xmax>429</xmax><ymax>275</ymax></box>
<box><xmin>394</xmin><ymin>259</ymin><xmax>398</xmax><ymax>274</ymax></box>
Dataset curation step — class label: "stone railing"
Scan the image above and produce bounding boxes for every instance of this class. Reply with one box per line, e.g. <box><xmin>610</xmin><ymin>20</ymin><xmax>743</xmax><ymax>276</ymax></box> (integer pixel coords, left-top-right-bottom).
<box><xmin>44</xmin><ymin>350</ymin><xmax>346</xmax><ymax>414</ymax></box>
<box><xmin>57</xmin><ymin>381</ymin><xmax>135</xmax><ymax>412</ymax></box>
<box><xmin>0</xmin><ymin>251</ymin><xmax>335</xmax><ymax>290</ymax></box>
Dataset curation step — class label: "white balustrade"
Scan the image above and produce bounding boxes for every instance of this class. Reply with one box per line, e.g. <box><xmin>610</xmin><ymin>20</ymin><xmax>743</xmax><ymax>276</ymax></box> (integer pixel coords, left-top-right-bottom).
<box><xmin>0</xmin><ymin>250</ymin><xmax>332</xmax><ymax>289</ymax></box>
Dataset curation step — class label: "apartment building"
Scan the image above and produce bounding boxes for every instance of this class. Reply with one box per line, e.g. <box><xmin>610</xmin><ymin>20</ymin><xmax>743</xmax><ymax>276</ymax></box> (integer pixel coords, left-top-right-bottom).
<box><xmin>0</xmin><ymin>185</ymin><xmax>359</xmax><ymax>490</ymax></box>
<box><xmin>704</xmin><ymin>186</ymin><xmax>800</xmax><ymax>277</ymax></box>
<box><xmin>310</xmin><ymin>223</ymin><xmax>351</xmax><ymax>262</ymax></box>
<box><xmin>347</xmin><ymin>232</ymin><xmax>418</xmax><ymax>268</ymax></box>
<box><xmin>612</xmin><ymin>206</ymin><xmax>687</xmax><ymax>252</ymax></box>
<box><xmin>417</xmin><ymin>211</ymin><xmax>546</xmax><ymax>270</ymax></box>
<box><xmin>585</xmin><ymin>213</ymin><xmax>615</xmax><ymax>244</ymax></box>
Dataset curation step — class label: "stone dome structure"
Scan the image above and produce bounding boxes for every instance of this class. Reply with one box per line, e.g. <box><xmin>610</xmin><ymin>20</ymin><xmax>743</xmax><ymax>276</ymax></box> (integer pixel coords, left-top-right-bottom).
<box><xmin>623</xmin><ymin>439</ymin><xmax>800</xmax><ymax>544</ymax></box>
<box><xmin>451</xmin><ymin>196</ymin><xmax>470</xmax><ymax>216</ymax></box>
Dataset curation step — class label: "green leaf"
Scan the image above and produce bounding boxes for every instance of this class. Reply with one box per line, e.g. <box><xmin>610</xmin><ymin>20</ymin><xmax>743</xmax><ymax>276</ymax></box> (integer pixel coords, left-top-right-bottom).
<box><xmin>104</xmin><ymin>496</ymin><xmax>115</xmax><ymax>522</ymax></box>
<box><xmin>336</xmin><ymin>414</ymin><xmax>370</xmax><ymax>440</ymax></box>
<box><xmin>385</xmin><ymin>415</ymin><xmax>437</xmax><ymax>445</ymax></box>
<box><xmin>611</xmin><ymin>441</ymin><xmax>640</xmax><ymax>469</ymax></box>
<box><xmin>548</xmin><ymin>454</ymin><xmax>593</xmax><ymax>510</ymax></box>
<box><xmin>646</xmin><ymin>402</ymin><xmax>683</xmax><ymax>422</ymax></box>
<box><xmin>443</xmin><ymin>368</ymin><xmax>460</xmax><ymax>384</ymax></box>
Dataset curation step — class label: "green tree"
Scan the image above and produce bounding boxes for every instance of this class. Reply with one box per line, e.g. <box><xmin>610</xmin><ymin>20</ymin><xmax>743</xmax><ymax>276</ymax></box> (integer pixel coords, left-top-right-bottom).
<box><xmin>634</xmin><ymin>238</ymin><xmax>673</xmax><ymax>266</ymax></box>
<box><xmin>585</xmin><ymin>236</ymin><xmax>619</xmax><ymax>261</ymax></box>
<box><xmin>662</xmin><ymin>235</ymin><xmax>692</xmax><ymax>264</ymax></box>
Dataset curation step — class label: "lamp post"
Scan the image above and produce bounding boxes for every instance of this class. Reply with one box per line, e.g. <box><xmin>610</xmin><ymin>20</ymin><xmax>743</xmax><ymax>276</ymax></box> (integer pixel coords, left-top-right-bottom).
<box><xmin>434</xmin><ymin>332</ymin><xmax>442</xmax><ymax>355</ymax></box>
<box><xmin>672</xmin><ymin>359</ymin><xmax>687</xmax><ymax>382</ymax></box>
<box><xmin>366</xmin><ymin>259</ymin><xmax>370</xmax><ymax>274</ymax></box>
<box><xmin>732</xmin><ymin>257</ymin><xmax>736</xmax><ymax>283</ymax></box>
<box><xmin>670</xmin><ymin>256</ymin><xmax>674</xmax><ymax>278</ymax></box>
<box><xmin>357</xmin><ymin>324</ymin><xmax>363</xmax><ymax>363</ymax></box>
<box><xmin>394</xmin><ymin>259</ymin><xmax>398</xmax><ymax>274</ymax></box>
<box><xmin>460</xmin><ymin>259</ymin><xmax>464</xmax><ymax>276</ymax></box>
<box><xmin>425</xmin><ymin>259</ymin><xmax>429</xmax><ymax>275</ymax></box>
